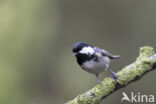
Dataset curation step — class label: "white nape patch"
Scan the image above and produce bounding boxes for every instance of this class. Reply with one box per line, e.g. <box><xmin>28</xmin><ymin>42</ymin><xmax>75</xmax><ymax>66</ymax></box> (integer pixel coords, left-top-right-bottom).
<box><xmin>79</xmin><ymin>47</ymin><xmax>94</xmax><ymax>54</ymax></box>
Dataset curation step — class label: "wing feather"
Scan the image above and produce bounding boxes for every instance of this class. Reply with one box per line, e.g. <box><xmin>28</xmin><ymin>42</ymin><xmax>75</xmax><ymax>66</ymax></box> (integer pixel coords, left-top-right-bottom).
<box><xmin>94</xmin><ymin>47</ymin><xmax>120</xmax><ymax>59</ymax></box>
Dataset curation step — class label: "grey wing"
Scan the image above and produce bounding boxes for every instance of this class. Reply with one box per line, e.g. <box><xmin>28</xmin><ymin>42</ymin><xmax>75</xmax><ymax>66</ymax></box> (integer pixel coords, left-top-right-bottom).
<box><xmin>93</xmin><ymin>47</ymin><xmax>102</xmax><ymax>53</ymax></box>
<box><xmin>101</xmin><ymin>49</ymin><xmax>120</xmax><ymax>59</ymax></box>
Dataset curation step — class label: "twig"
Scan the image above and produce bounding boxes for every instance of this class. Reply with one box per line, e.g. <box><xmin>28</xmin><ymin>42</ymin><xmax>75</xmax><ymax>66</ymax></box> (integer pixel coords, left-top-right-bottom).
<box><xmin>65</xmin><ymin>46</ymin><xmax>156</xmax><ymax>104</ymax></box>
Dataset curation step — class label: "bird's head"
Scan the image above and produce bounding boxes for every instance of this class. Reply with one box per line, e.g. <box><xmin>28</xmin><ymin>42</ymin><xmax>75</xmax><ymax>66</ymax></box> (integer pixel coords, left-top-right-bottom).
<box><xmin>72</xmin><ymin>42</ymin><xmax>94</xmax><ymax>56</ymax></box>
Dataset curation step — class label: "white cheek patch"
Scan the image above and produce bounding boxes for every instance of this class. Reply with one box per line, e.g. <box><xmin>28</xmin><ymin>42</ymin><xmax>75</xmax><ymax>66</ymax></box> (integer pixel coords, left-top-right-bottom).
<box><xmin>79</xmin><ymin>47</ymin><xmax>94</xmax><ymax>54</ymax></box>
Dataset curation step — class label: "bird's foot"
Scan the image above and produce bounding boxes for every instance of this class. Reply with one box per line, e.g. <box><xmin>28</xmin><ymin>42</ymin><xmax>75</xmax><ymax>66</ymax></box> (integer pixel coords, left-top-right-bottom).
<box><xmin>111</xmin><ymin>70</ymin><xmax>118</xmax><ymax>79</ymax></box>
<box><xmin>110</xmin><ymin>70</ymin><xmax>118</xmax><ymax>83</ymax></box>
<box><xmin>97</xmin><ymin>79</ymin><xmax>102</xmax><ymax>84</ymax></box>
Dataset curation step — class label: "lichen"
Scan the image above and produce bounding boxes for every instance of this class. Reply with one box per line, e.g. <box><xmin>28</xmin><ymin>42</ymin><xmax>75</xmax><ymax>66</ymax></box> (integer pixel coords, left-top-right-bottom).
<box><xmin>65</xmin><ymin>78</ymin><xmax>115</xmax><ymax>104</ymax></box>
<box><xmin>116</xmin><ymin>46</ymin><xmax>155</xmax><ymax>85</ymax></box>
<box><xmin>136</xmin><ymin>46</ymin><xmax>154</xmax><ymax>61</ymax></box>
<box><xmin>65</xmin><ymin>46</ymin><xmax>156</xmax><ymax>104</ymax></box>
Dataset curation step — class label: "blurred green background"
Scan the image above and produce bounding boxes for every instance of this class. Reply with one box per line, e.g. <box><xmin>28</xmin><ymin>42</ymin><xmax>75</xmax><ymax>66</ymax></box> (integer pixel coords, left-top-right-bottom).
<box><xmin>0</xmin><ymin>0</ymin><xmax>156</xmax><ymax>104</ymax></box>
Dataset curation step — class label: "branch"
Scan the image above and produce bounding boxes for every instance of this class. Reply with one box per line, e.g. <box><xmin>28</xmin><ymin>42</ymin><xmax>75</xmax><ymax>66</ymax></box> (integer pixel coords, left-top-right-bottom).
<box><xmin>65</xmin><ymin>46</ymin><xmax>156</xmax><ymax>104</ymax></box>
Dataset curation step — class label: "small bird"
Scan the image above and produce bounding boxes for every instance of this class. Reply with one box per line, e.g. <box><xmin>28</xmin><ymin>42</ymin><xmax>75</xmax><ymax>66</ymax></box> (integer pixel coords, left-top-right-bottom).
<box><xmin>72</xmin><ymin>42</ymin><xmax>120</xmax><ymax>83</ymax></box>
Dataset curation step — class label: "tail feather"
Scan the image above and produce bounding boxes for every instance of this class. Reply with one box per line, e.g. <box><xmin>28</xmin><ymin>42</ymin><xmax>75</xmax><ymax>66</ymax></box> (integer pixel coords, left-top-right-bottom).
<box><xmin>101</xmin><ymin>49</ymin><xmax>120</xmax><ymax>60</ymax></box>
<box><xmin>111</xmin><ymin>55</ymin><xmax>120</xmax><ymax>59</ymax></box>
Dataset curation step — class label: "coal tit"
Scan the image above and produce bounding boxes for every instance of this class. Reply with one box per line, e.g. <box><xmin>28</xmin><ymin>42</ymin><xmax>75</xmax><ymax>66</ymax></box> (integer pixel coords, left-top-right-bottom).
<box><xmin>72</xmin><ymin>42</ymin><xmax>120</xmax><ymax>83</ymax></box>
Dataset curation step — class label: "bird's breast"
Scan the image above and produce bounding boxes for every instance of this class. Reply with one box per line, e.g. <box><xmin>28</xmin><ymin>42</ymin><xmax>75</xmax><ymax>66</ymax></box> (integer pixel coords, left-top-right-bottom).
<box><xmin>76</xmin><ymin>53</ymin><xmax>95</xmax><ymax>65</ymax></box>
<box><xmin>81</xmin><ymin>57</ymin><xmax>109</xmax><ymax>75</ymax></box>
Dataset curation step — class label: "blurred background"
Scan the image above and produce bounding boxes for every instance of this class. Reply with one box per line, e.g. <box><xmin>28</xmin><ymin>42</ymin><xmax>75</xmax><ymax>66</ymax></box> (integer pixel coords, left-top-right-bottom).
<box><xmin>0</xmin><ymin>0</ymin><xmax>156</xmax><ymax>104</ymax></box>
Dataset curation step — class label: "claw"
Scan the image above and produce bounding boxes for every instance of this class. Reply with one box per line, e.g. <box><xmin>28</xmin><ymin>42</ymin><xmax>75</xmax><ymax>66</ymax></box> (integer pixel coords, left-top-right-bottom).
<box><xmin>97</xmin><ymin>80</ymin><xmax>102</xmax><ymax>84</ymax></box>
<box><xmin>96</xmin><ymin>74</ymin><xmax>102</xmax><ymax>84</ymax></box>
<box><xmin>109</xmin><ymin>69</ymin><xmax>118</xmax><ymax>83</ymax></box>
<box><xmin>110</xmin><ymin>70</ymin><xmax>118</xmax><ymax>79</ymax></box>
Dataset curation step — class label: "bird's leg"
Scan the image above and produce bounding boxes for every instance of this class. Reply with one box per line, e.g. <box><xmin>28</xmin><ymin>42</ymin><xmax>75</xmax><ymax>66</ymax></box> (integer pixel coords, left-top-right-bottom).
<box><xmin>107</xmin><ymin>69</ymin><xmax>118</xmax><ymax>83</ymax></box>
<box><xmin>106</xmin><ymin>64</ymin><xmax>118</xmax><ymax>80</ymax></box>
<box><xmin>109</xmin><ymin>69</ymin><xmax>118</xmax><ymax>79</ymax></box>
<box><xmin>96</xmin><ymin>74</ymin><xmax>102</xmax><ymax>84</ymax></box>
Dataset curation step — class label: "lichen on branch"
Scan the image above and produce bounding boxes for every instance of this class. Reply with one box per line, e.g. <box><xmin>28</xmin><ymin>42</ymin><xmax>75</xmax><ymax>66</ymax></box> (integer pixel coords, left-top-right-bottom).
<box><xmin>65</xmin><ymin>46</ymin><xmax>156</xmax><ymax>104</ymax></box>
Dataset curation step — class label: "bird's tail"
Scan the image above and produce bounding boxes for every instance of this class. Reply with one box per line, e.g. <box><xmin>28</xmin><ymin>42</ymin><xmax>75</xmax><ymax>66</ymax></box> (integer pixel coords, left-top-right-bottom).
<box><xmin>110</xmin><ymin>55</ymin><xmax>120</xmax><ymax>59</ymax></box>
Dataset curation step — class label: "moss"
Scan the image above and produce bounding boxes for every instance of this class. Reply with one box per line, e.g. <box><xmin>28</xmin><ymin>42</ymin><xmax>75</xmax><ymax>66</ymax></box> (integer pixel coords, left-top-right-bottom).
<box><xmin>65</xmin><ymin>46</ymin><xmax>156</xmax><ymax>104</ymax></box>
<box><xmin>76</xmin><ymin>78</ymin><xmax>115</xmax><ymax>104</ymax></box>
<box><xmin>65</xmin><ymin>78</ymin><xmax>115</xmax><ymax>104</ymax></box>
<box><xmin>117</xmin><ymin>46</ymin><xmax>155</xmax><ymax>85</ymax></box>
<box><xmin>136</xmin><ymin>46</ymin><xmax>154</xmax><ymax>61</ymax></box>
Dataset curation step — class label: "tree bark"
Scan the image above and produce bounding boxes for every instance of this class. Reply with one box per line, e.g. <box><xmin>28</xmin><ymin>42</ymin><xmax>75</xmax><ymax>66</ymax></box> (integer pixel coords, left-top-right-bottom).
<box><xmin>65</xmin><ymin>46</ymin><xmax>156</xmax><ymax>104</ymax></box>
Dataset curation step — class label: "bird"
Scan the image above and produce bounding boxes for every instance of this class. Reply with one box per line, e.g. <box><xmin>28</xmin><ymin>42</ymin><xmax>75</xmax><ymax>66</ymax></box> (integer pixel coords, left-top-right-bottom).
<box><xmin>72</xmin><ymin>42</ymin><xmax>120</xmax><ymax>83</ymax></box>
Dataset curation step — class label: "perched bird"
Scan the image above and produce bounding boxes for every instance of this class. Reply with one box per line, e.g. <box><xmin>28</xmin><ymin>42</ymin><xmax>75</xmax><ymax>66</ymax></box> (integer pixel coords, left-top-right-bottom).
<box><xmin>72</xmin><ymin>42</ymin><xmax>120</xmax><ymax>83</ymax></box>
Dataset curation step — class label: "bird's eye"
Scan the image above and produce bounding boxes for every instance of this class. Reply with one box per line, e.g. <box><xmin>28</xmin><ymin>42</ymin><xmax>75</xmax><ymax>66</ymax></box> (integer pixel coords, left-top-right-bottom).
<box><xmin>72</xmin><ymin>46</ymin><xmax>82</xmax><ymax>53</ymax></box>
